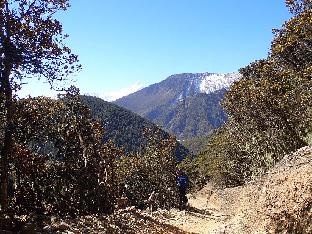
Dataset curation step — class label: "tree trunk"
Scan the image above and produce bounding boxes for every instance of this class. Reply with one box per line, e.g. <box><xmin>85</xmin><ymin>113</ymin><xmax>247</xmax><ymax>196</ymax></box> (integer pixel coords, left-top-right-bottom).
<box><xmin>0</xmin><ymin>1</ymin><xmax>14</xmax><ymax>212</ymax></box>
<box><xmin>0</xmin><ymin>63</ymin><xmax>13</xmax><ymax>212</ymax></box>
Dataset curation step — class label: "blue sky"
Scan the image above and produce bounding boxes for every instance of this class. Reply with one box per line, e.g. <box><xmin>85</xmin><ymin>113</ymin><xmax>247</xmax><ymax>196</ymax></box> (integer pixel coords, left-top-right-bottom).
<box><xmin>19</xmin><ymin>0</ymin><xmax>291</xmax><ymax>100</ymax></box>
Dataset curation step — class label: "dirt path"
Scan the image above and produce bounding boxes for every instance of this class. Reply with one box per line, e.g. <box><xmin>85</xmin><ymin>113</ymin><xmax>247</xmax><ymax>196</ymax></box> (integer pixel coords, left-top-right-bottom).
<box><xmin>157</xmin><ymin>146</ymin><xmax>312</xmax><ymax>234</ymax></box>
<box><xmin>142</xmin><ymin>185</ymin><xmax>229</xmax><ymax>234</ymax></box>
<box><xmin>19</xmin><ymin>185</ymin><xmax>226</xmax><ymax>234</ymax></box>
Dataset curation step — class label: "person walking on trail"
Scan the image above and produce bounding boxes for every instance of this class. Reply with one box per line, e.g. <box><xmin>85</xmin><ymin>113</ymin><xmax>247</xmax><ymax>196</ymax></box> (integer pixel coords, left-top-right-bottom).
<box><xmin>176</xmin><ymin>169</ymin><xmax>188</xmax><ymax>210</ymax></box>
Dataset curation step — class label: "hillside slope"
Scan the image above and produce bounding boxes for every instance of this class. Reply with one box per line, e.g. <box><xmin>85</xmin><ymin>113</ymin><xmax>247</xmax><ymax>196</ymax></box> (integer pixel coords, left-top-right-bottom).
<box><xmin>81</xmin><ymin>95</ymin><xmax>189</xmax><ymax>160</ymax></box>
<box><xmin>114</xmin><ymin>73</ymin><xmax>240</xmax><ymax>139</ymax></box>
<box><xmin>207</xmin><ymin>146</ymin><xmax>312</xmax><ymax>233</ymax></box>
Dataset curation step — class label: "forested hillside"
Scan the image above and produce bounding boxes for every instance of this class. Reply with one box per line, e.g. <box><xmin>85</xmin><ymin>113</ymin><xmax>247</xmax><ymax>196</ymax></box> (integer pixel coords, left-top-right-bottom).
<box><xmin>145</xmin><ymin>91</ymin><xmax>227</xmax><ymax>139</ymax></box>
<box><xmin>181</xmin><ymin>135</ymin><xmax>213</xmax><ymax>155</ymax></box>
<box><xmin>80</xmin><ymin>95</ymin><xmax>189</xmax><ymax>160</ymax></box>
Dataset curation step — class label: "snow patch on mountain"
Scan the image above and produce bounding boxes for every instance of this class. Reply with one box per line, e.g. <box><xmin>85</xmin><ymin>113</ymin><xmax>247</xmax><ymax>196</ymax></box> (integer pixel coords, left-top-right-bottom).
<box><xmin>173</xmin><ymin>72</ymin><xmax>241</xmax><ymax>104</ymax></box>
<box><xmin>199</xmin><ymin>73</ymin><xmax>241</xmax><ymax>94</ymax></box>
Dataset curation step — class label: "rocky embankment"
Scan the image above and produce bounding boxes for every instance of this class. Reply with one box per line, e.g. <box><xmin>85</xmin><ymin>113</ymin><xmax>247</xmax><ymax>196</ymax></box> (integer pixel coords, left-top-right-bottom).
<box><xmin>208</xmin><ymin>146</ymin><xmax>312</xmax><ymax>233</ymax></box>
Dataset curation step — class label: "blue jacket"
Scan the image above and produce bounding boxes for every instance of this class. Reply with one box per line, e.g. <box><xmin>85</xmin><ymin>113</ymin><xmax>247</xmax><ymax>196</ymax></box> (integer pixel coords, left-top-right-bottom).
<box><xmin>177</xmin><ymin>174</ymin><xmax>188</xmax><ymax>189</ymax></box>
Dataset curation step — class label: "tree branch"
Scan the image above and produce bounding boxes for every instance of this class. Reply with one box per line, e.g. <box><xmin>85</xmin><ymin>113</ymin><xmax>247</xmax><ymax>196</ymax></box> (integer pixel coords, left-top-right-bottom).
<box><xmin>20</xmin><ymin>0</ymin><xmax>37</xmax><ymax>19</ymax></box>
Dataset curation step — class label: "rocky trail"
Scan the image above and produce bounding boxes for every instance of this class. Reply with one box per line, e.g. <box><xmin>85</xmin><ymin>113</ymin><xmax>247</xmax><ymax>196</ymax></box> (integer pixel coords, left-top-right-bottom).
<box><xmin>144</xmin><ymin>186</ymin><xmax>229</xmax><ymax>234</ymax></box>
<box><xmin>8</xmin><ymin>186</ymin><xmax>225</xmax><ymax>234</ymax></box>
<box><xmin>37</xmin><ymin>190</ymin><xmax>225</xmax><ymax>234</ymax></box>
<box><xmin>143</xmin><ymin>146</ymin><xmax>312</xmax><ymax>234</ymax></box>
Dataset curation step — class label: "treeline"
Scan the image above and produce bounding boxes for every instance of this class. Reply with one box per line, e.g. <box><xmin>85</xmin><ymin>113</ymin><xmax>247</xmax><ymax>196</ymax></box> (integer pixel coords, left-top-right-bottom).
<box><xmin>181</xmin><ymin>0</ymin><xmax>312</xmax><ymax>188</ymax></box>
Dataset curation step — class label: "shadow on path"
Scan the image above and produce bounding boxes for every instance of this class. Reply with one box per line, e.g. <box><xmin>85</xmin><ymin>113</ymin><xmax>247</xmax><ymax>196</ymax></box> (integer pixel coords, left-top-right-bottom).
<box><xmin>185</xmin><ymin>206</ymin><xmax>228</xmax><ymax>220</ymax></box>
<box><xmin>131</xmin><ymin>210</ymin><xmax>194</xmax><ymax>234</ymax></box>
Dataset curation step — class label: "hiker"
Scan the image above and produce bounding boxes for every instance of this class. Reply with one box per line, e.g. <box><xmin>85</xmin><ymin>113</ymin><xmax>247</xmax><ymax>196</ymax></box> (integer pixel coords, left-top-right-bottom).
<box><xmin>176</xmin><ymin>169</ymin><xmax>188</xmax><ymax>210</ymax></box>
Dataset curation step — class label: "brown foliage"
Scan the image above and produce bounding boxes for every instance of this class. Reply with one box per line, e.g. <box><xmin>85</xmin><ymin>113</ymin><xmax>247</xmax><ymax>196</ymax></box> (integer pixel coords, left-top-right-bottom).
<box><xmin>220</xmin><ymin>0</ymin><xmax>312</xmax><ymax>183</ymax></box>
<box><xmin>6</xmin><ymin>93</ymin><xmax>120</xmax><ymax>216</ymax></box>
<box><xmin>0</xmin><ymin>0</ymin><xmax>81</xmax><ymax>211</ymax></box>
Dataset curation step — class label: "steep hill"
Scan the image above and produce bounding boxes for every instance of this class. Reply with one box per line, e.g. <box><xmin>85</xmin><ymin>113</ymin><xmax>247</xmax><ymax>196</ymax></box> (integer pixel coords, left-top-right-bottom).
<box><xmin>80</xmin><ymin>95</ymin><xmax>189</xmax><ymax>160</ymax></box>
<box><xmin>114</xmin><ymin>72</ymin><xmax>240</xmax><ymax>139</ymax></box>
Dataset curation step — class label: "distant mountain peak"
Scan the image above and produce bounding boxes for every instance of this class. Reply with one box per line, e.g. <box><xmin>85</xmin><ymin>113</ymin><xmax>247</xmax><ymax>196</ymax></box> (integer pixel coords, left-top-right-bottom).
<box><xmin>114</xmin><ymin>72</ymin><xmax>241</xmax><ymax>139</ymax></box>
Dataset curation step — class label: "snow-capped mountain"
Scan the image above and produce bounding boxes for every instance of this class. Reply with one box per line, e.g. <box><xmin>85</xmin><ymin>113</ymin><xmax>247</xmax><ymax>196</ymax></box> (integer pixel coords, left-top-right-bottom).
<box><xmin>114</xmin><ymin>72</ymin><xmax>241</xmax><ymax>139</ymax></box>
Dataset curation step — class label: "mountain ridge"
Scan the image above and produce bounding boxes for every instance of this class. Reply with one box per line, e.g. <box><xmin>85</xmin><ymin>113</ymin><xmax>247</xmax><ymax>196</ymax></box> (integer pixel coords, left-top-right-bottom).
<box><xmin>114</xmin><ymin>72</ymin><xmax>241</xmax><ymax>139</ymax></box>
